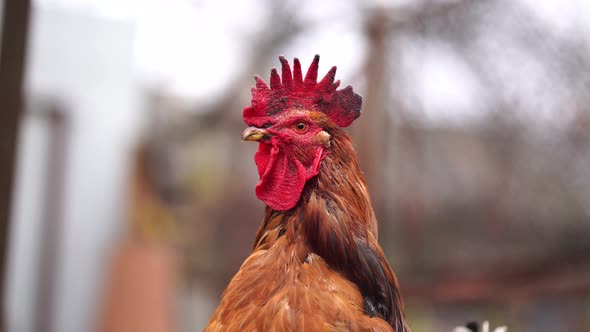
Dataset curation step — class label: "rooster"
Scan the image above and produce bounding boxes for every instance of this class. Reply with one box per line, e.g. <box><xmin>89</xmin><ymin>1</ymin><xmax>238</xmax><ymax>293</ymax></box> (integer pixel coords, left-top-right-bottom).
<box><xmin>205</xmin><ymin>55</ymin><xmax>410</xmax><ymax>332</ymax></box>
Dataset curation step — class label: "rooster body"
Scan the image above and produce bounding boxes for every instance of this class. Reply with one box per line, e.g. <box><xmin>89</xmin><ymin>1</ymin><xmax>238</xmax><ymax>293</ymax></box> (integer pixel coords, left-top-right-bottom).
<box><xmin>205</xmin><ymin>56</ymin><xmax>409</xmax><ymax>332</ymax></box>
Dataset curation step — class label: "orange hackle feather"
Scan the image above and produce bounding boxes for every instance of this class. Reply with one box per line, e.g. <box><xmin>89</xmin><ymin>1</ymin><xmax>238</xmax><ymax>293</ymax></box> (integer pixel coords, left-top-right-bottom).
<box><xmin>206</xmin><ymin>57</ymin><xmax>410</xmax><ymax>332</ymax></box>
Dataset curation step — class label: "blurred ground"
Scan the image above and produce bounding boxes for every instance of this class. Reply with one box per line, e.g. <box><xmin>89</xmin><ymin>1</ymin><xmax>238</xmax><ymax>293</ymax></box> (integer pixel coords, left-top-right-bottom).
<box><xmin>2</xmin><ymin>0</ymin><xmax>590</xmax><ymax>331</ymax></box>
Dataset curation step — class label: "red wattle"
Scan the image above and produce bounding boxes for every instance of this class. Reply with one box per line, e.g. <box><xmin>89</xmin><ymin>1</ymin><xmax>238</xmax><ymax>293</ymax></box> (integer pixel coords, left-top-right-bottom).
<box><xmin>253</xmin><ymin>143</ymin><xmax>325</xmax><ymax>211</ymax></box>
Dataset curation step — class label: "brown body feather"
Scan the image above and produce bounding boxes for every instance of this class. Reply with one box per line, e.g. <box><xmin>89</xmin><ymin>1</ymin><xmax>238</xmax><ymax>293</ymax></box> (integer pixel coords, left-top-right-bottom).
<box><xmin>205</xmin><ymin>120</ymin><xmax>409</xmax><ymax>332</ymax></box>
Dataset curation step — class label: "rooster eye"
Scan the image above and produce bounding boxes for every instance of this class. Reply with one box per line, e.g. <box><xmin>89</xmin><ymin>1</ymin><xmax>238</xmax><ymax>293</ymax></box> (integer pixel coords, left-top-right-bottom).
<box><xmin>294</xmin><ymin>122</ymin><xmax>308</xmax><ymax>133</ymax></box>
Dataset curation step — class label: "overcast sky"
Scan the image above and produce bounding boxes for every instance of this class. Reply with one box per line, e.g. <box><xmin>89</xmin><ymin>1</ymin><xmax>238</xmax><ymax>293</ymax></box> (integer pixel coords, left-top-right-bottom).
<box><xmin>35</xmin><ymin>0</ymin><xmax>590</xmax><ymax>122</ymax></box>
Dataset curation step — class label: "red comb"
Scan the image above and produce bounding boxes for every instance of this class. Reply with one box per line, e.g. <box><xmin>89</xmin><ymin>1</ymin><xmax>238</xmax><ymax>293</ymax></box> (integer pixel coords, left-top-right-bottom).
<box><xmin>243</xmin><ymin>55</ymin><xmax>362</xmax><ymax>128</ymax></box>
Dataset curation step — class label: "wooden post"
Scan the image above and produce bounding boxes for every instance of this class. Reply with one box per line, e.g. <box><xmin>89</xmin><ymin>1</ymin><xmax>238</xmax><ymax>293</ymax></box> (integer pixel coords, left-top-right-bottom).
<box><xmin>355</xmin><ymin>10</ymin><xmax>390</xmax><ymax>217</ymax></box>
<box><xmin>97</xmin><ymin>147</ymin><xmax>177</xmax><ymax>332</ymax></box>
<box><xmin>0</xmin><ymin>0</ymin><xmax>31</xmax><ymax>331</ymax></box>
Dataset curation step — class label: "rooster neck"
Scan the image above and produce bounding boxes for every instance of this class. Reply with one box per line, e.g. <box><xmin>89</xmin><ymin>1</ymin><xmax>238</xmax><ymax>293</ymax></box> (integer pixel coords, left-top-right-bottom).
<box><xmin>256</xmin><ymin>129</ymin><xmax>377</xmax><ymax>246</ymax></box>
<box><xmin>254</xmin><ymin>128</ymin><xmax>408</xmax><ymax>332</ymax></box>
<box><xmin>304</xmin><ymin>128</ymin><xmax>378</xmax><ymax>238</ymax></box>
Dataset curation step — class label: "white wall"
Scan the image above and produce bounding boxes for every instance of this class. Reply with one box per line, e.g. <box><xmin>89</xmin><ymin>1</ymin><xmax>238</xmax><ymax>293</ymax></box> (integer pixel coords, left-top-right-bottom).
<box><xmin>6</xmin><ymin>5</ymin><xmax>141</xmax><ymax>332</ymax></box>
<box><xmin>6</xmin><ymin>109</ymin><xmax>51</xmax><ymax>332</ymax></box>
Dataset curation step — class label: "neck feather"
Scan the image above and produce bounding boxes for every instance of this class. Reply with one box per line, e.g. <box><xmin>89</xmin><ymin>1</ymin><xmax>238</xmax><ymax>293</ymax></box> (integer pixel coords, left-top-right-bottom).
<box><xmin>288</xmin><ymin>127</ymin><xmax>409</xmax><ymax>332</ymax></box>
<box><xmin>305</xmin><ymin>127</ymin><xmax>378</xmax><ymax>237</ymax></box>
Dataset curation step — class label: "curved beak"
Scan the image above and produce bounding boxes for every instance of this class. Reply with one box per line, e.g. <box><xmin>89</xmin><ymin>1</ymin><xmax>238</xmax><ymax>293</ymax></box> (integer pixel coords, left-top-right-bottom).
<box><xmin>242</xmin><ymin>127</ymin><xmax>271</xmax><ymax>142</ymax></box>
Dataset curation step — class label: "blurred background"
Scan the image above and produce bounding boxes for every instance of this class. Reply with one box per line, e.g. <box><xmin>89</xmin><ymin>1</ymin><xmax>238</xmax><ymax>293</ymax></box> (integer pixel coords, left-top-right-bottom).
<box><xmin>1</xmin><ymin>0</ymin><xmax>590</xmax><ymax>331</ymax></box>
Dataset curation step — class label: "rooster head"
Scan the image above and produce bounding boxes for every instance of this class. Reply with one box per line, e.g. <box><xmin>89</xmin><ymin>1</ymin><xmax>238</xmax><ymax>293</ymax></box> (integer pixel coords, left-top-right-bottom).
<box><xmin>242</xmin><ymin>55</ymin><xmax>362</xmax><ymax>211</ymax></box>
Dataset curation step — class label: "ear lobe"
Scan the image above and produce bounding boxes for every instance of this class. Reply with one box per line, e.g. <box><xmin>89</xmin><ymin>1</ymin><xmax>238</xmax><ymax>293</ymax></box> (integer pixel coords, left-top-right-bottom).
<box><xmin>314</xmin><ymin>131</ymin><xmax>331</xmax><ymax>147</ymax></box>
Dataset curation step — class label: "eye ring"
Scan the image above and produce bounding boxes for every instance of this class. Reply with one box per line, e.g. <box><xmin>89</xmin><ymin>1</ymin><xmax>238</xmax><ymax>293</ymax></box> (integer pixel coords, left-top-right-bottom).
<box><xmin>294</xmin><ymin>122</ymin><xmax>308</xmax><ymax>133</ymax></box>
